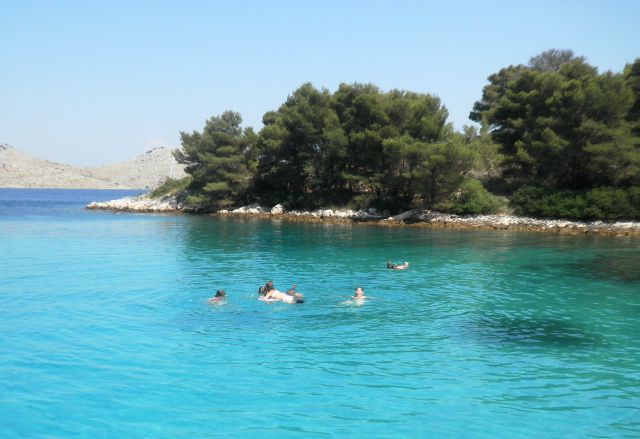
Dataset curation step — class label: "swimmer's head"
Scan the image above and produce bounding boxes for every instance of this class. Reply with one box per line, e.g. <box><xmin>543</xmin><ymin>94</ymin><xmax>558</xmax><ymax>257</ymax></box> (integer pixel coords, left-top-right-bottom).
<box><xmin>215</xmin><ymin>289</ymin><xmax>226</xmax><ymax>297</ymax></box>
<box><xmin>354</xmin><ymin>287</ymin><xmax>364</xmax><ymax>297</ymax></box>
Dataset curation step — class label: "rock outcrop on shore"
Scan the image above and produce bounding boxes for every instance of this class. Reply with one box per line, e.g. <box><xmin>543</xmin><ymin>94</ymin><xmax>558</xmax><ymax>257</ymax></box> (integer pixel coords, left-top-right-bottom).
<box><xmin>85</xmin><ymin>196</ymin><xmax>640</xmax><ymax>236</ymax></box>
<box><xmin>87</xmin><ymin>194</ymin><xmax>185</xmax><ymax>212</ymax></box>
<box><xmin>410</xmin><ymin>211</ymin><xmax>640</xmax><ymax>235</ymax></box>
<box><xmin>218</xmin><ymin>203</ymin><xmax>383</xmax><ymax>220</ymax></box>
<box><xmin>0</xmin><ymin>143</ymin><xmax>186</xmax><ymax>189</ymax></box>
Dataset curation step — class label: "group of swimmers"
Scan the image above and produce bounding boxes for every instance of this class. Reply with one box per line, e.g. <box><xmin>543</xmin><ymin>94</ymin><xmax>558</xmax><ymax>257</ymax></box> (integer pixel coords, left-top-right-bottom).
<box><xmin>258</xmin><ymin>281</ymin><xmax>305</xmax><ymax>303</ymax></box>
<box><xmin>208</xmin><ymin>260</ymin><xmax>409</xmax><ymax>305</ymax></box>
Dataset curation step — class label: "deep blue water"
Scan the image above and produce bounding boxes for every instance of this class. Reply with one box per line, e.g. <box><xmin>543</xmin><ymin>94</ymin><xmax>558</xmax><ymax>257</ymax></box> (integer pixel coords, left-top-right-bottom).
<box><xmin>1</xmin><ymin>188</ymin><xmax>639</xmax><ymax>438</ymax></box>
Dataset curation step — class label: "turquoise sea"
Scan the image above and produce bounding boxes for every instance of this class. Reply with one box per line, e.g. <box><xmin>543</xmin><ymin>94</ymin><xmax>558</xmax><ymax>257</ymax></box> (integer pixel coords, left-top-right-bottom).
<box><xmin>1</xmin><ymin>188</ymin><xmax>639</xmax><ymax>438</ymax></box>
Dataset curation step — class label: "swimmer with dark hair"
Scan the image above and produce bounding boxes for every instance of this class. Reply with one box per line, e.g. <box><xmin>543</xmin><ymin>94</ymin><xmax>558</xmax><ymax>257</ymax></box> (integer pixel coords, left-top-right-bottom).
<box><xmin>209</xmin><ymin>289</ymin><xmax>227</xmax><ymax>304</ymax></box>
<box><xmin>387</xmin><ymin>260</ymin><xmax>409</xmax><ymax>270</ymax></box>
<box><xmin>258</xmin><ymin>280</ymin><xmax>274</xmax><ymax>296</ymax></box>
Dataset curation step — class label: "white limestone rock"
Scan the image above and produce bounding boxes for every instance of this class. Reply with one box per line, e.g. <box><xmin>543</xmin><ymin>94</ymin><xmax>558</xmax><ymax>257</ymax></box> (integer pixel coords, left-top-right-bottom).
<box><xmin>232</xmin><ymin>203</ymin><xmax>267</xmax><ymax>214</ymax></box>
<box><xmin>85</xmin><ymin>194</ymin><xmax>183</xmax><ymax>212</ymax></box>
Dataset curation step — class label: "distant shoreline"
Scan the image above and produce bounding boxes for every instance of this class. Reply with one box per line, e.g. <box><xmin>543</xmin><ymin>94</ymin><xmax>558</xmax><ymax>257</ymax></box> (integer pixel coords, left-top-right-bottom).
<box><xmin>0</xmin><ymin>145</ymin><xmax>185</xmax><ymax>190</ymax></box>
<box><xmin>0</xmin><ymin>186</ymin><xmax>147</xmax><ymax>190</ymax></box>
<box><xmin>86</xmin><ymin>194</ymin><xmax>640</xmax><ymax>237</ymax></box>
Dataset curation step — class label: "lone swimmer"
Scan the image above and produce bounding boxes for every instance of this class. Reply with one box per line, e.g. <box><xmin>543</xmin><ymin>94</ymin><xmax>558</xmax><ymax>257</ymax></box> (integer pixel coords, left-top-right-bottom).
<box><xmin>387</xmin><ymin>260</ymin><xmax>410</xmax><ymax>270</ymax></box>
<box><xmin>209</xmin><ymin>289</ymin><xmax>227</xmax><ymax>303</ymax></box>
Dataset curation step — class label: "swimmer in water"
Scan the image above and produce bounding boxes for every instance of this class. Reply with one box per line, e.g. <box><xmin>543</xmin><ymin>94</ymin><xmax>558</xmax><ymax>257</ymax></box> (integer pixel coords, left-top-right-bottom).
<box><xmin>387</xmin><ymin>260</ymin><xmax>410</xmax><ymax>270</ymax></box>
<box><xmin>258</xmin><ymin>280</ymin><xmax>274</xmax><ymax>296</ymax></box>
<box><xmin>354</xmin><ymin>287</ymin><xmax>366</xmax><ymax>299</ymax></box>
<box><xmin>209</xmin><ymin>289</ymin><xmax>227</xmax><ymax>303</ymax></box>
<box><xmin>261</xmin><ymin>286</ymin><xmax>304</xmax><ymax>304</ymax></box>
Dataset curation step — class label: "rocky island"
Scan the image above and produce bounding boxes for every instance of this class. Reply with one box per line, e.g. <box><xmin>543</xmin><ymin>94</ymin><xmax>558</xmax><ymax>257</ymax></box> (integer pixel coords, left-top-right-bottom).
<box><xmin>0</xmin><ymin>143</ymin><xmax>186</xmax><ymax>189</ymax></box>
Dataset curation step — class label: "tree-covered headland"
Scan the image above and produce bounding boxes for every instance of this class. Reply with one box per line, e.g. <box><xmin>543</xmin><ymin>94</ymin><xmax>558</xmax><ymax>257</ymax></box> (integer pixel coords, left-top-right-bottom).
<box><xmin>170</xmin><ymin>50</ymin><xmax>640</xmax><ymax>220</ymax></box>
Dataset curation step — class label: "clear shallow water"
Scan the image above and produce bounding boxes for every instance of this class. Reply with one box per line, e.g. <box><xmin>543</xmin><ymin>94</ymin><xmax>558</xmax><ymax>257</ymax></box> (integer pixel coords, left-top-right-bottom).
<box><xmin>1</xmin><ymin>189</ymin><xmax>639</xmax><ymax>438</ymax></box>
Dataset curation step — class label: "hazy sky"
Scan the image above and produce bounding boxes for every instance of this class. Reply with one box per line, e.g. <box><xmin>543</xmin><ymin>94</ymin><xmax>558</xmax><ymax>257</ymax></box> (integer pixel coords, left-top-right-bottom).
<box><xmin>2</xmin><ymin>0</ymin><xmax>639</xmax><ymax>166</ymax></box>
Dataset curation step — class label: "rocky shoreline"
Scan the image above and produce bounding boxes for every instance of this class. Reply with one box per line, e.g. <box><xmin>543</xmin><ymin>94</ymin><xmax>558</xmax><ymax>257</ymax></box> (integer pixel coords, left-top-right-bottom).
<box><xmin>87</xmin><ymin>194</ymin><xmax>185</xmax><ymax>212</ymax></box>
<box><xmin>86</xmin><ymin>195</ymin><xmax>640</xmax><ymax>236</ymax></box>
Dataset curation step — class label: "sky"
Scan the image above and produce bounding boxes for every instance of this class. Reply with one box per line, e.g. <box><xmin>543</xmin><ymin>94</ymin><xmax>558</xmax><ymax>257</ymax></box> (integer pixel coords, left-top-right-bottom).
<box><xmin>1</xmin><ymin>0</ymin><xmax>639</xmax><ymax>166</ymax></box>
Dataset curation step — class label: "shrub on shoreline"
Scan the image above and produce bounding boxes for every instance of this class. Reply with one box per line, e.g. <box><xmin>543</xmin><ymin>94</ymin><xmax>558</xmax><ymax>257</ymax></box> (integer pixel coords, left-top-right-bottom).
<box><xmin>149</xmin><ymin>176</ymin><xmax>192</xmax><ymax>198</ymax></box>
<box><xmin>511</xmin><ymin>186</ymin><xmax>640</xmax><ymax>221</ymax></box>
<box><xmin>433</xmin><ymin>178</ymin><xmax>503</xmax><ymax>215</ymax></box>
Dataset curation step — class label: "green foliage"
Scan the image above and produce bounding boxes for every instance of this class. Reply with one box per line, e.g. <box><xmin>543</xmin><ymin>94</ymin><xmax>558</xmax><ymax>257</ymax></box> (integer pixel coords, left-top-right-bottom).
<box><xmin>149</xmin><ymin>176</ymin><xmax>192</xmax><ymax>198</ymax></box>
<box><xmin>255</xmin><ymin>82</ymin><xmax>459</xmax><ymax>210</ymax></box>
<box><xmin>178</xmin><ymin>83</ymin><xmax>499</xmax><ymax>214</ymax></box>
<box><xmin>175</xmin><ymin>111</ymin><xmax>257</xmax><ymax>211</ymax></box>
<box><xmin>176</xmin><ymin>54</ymin><xmax>639</xmax><ymax>221</ymax></box>
<box><xmin>471</xmin><ymin>50</ymin><xmax>639</xmax><ymax>192</ymax></box>
<box><xmin>256</xmin><ymin>84</ymin><xmax>344</xmax><ymax>207</ymax></box>
<box><xmin>469</xmin><ymin>49</ymin><xmax>640</xmax><ymax>222</ymax></box>
<box><xmin>413</xmin><ymin>137</ymin><xmax>476</xmax><ymax>205</ymax></box>
<box><xmin>511</xmin><ymin>186</ymin><xmax>640</xmax><ymax>221</ymax></box>
<box><xmin>528</xmin><ymin>49</ymin><xmax>586</xmax><ymax>72</ymax></box>
<box><xmin>461</xmin><ymin>123</ymin><xmax>504</xmax><ymax>181</ymax></box>
<box><xmin>451</xmin><ymin>179</ymin><xmax>501</xmax><ymax>215</ymax></box>
<box><xmin>624</xmin><ymin>58</ymin><xmax>640</xmax><ymax>137</ymax></box>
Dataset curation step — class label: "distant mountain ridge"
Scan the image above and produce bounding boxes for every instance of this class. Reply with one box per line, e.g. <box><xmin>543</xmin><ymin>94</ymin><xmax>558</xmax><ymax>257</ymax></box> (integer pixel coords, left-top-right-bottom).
<box><xmin>0</xmin><ymin>143</ymin><xmax>186</xmax><ymax>189</ymax></box>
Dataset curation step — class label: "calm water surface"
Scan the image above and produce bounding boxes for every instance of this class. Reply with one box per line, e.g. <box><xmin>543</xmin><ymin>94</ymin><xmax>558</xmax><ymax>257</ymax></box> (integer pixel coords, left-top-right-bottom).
<box><xmin>1</xmin><ymin>189</ymin><xmax>639</xmax><ymax>438</ymax></box>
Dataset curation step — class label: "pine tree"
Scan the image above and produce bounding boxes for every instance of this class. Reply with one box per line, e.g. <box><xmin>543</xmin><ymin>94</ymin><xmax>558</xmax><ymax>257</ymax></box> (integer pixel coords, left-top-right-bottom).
<box><xmin>175</xmin><ymin>111</ymin><xmax>257</xmax><ymax>211</ymax></box>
